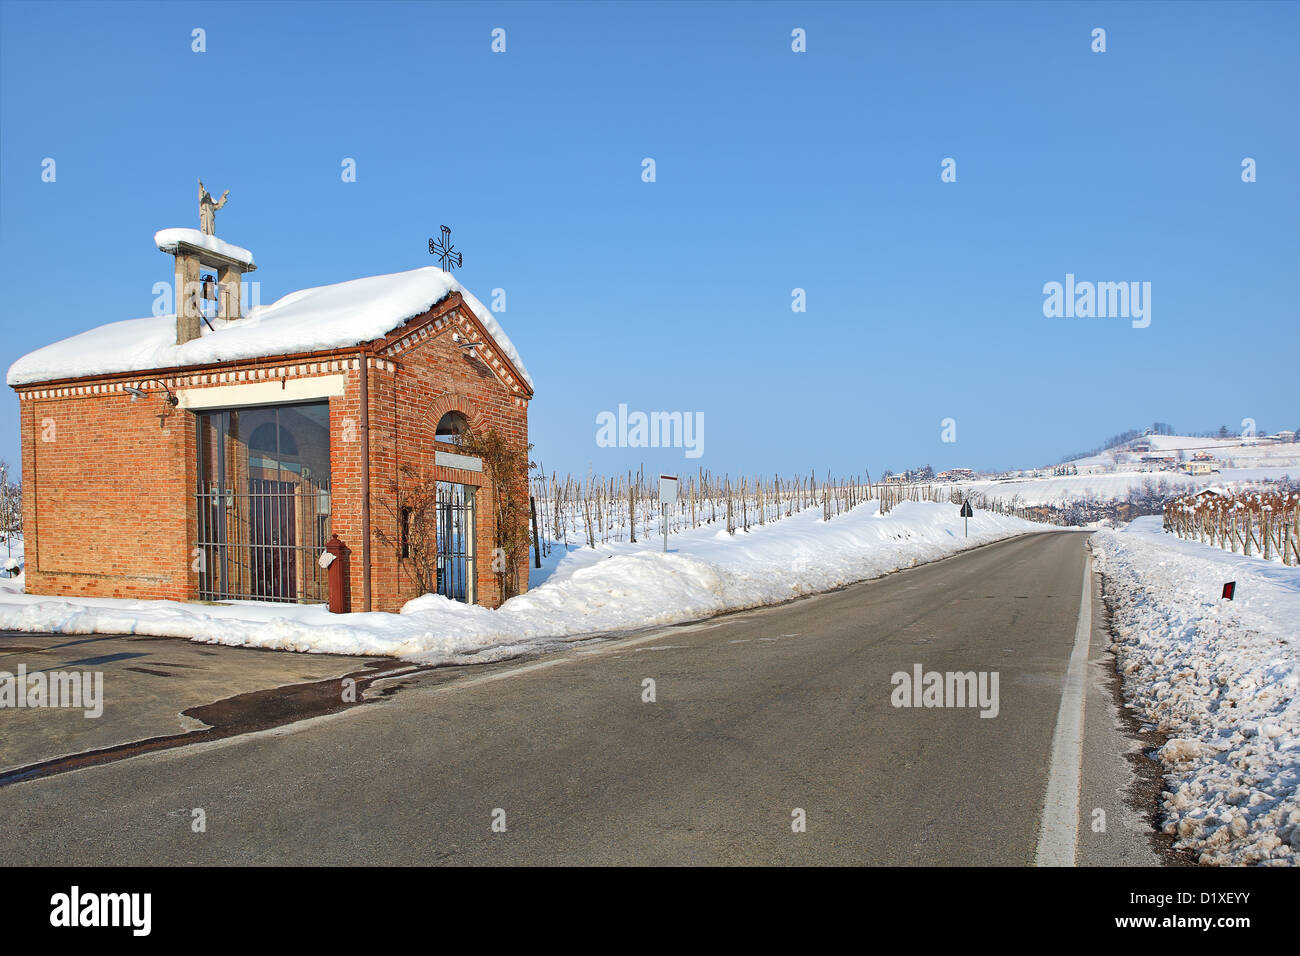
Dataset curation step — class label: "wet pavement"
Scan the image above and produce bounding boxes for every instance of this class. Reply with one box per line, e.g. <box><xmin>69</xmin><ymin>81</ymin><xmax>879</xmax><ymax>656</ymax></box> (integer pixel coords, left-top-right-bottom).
<box><xmin>0</xmin><ymin>631</ymin><xmax>398</xmax><ymax>778</ymax></box>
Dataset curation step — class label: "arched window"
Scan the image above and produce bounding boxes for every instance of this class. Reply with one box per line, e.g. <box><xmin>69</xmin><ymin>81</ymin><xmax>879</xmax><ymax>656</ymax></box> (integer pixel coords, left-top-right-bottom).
<box><xmin>436</xmin><ymin>410</ymin><xmax>468</xmax><ymax>443</ymax></box>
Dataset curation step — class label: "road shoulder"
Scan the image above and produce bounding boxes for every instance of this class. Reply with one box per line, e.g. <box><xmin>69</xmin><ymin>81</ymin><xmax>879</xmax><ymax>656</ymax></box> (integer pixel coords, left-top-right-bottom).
<box><xmin>1075</xmin><ymin>542</ymin><xmax>1184</xmax><ymax>866</ymax></box>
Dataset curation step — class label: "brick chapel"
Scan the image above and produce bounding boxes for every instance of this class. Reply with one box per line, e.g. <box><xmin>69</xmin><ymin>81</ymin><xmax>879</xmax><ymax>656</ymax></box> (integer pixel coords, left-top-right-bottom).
<box><xmin>7</xmin><ymin>188</ymin><xmax>534</xmax><ymax>612</ymax></box>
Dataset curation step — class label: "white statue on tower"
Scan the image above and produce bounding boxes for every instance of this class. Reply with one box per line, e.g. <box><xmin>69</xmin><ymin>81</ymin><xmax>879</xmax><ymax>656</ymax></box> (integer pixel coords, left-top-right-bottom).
<box><xmin>198</xmin><ymin>179</ymin><xmax>229</xmax><ymax>236</ymax></box>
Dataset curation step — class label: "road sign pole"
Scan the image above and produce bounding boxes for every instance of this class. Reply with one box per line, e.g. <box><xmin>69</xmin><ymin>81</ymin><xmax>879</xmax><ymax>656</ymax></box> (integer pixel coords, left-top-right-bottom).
<box><xmin>658</xmin><ymin>475</ymin><xmax>678</xmax><ymax>554</ymax></box>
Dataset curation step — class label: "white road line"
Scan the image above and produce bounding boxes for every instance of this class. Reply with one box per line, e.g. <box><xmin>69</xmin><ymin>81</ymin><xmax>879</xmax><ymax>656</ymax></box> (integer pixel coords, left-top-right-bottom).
<box><xmin>1034</xmin><ymin>548</ymin><xmax>1093</xmax><ymax>866</ymax></box>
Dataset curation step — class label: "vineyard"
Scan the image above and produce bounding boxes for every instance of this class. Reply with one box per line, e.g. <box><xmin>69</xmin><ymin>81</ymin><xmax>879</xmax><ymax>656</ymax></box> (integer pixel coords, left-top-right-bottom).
<box><xmin>528</xmin><ymin>468</ymin><xmax>1051</xmax><ymax>558</ymax></box>
<box><xmin>1163</xmin><ymin>487</ymin><xmax>1300</xmax><ymax>565</ymax></box>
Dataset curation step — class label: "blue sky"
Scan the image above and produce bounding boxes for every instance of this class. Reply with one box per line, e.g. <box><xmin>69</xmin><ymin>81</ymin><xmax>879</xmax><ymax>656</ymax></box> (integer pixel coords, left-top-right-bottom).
<box><xmin>1</xmin><ymin>0</ymin><xmax>1296</xmax><ymax>480</ymax></box>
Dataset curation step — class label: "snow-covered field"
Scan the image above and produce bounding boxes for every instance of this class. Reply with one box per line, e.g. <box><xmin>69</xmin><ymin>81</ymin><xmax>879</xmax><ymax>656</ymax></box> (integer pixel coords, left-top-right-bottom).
<box><xmin>0</xmin><ymin>501</ymin><xmax>1042</xmax><ymax>664</ymax></box>
<box><xmin>1074</xmin><ymin>433</ymin><xmax>1300</xmax><ymax>471</ymax></box>
<box><xmin>1091</xmin><ymin>517</ymin><xmax>1300</xmax><ymax>866</ymax></box>
<box><xmin>951</xmin><ymin>467</ymin><xmax>1296</xmax><ymax>509</ymax></box>
<box><xmin>934</xmin><ymin>434</ymin><xmax>1299</xmax><ymax>508</ymax></box>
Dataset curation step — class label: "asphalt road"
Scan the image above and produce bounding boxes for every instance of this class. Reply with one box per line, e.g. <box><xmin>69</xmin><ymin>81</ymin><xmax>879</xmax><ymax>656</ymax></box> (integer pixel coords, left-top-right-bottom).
<box><xmin>0</xmin><ymin>530</ymin><xmax>1164</xmax><ymax>865</ymax></box>
<box><xmin>0</xmin><ymin>633</ymin><xmax>385</xmax><ymax>775</ymax></box>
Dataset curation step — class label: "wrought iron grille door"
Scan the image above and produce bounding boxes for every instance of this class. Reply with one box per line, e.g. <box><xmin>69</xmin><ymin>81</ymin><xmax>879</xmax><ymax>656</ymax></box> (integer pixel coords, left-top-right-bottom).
<box><xmin>436</xmin><ymin>482</ymin><xmax>475</xmax><ymax>604</ymax></box>
<box><xmin>194</xmin><ymin>404</ymin><xmax>332</xmax><ymax>604</ymax></box>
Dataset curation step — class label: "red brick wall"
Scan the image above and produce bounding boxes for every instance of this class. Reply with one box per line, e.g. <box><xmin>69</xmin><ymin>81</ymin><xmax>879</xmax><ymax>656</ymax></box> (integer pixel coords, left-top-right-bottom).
<box><xmin>365</xmin><ymin>306</ymin><xmax>531</xmax><ymax>611</ymax></box>
<box><xmin>19</xmin><ymin>390</ymin><xmax>195</xmax><ymax>601</ymax></box>
<box><xmin>14</xmin><ymin>304</ymin><xmax>531</xmax><ymax>613</ymax></box>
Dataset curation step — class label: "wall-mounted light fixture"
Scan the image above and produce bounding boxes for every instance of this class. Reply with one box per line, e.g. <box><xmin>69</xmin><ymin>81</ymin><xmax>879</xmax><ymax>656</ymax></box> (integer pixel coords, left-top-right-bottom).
<box><xmin>451</xmin><ymin>331</ymin><xmax>483</xmax><ymax>358</ymax></box>
<box><xmin>124</xmin><ymin>381</ymin><xmax>180</xmax><ymax>407</ymax></box>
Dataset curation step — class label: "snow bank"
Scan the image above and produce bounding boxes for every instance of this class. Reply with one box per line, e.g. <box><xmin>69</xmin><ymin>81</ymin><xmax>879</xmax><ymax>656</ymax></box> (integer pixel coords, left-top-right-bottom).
<box><xmin>6</xmin><ymin>267</ymin><xmax>532</xmax><ymax>391</ymax></box>
<box><xmin>0</xmin><ymin>501</ymin><xmax>1042</xmax><ymax>664</ymax></box>
<box><xmin>1091</xmin><ymin>516</ymin><xmax>1300</xmax><ymax>866</ymax></box>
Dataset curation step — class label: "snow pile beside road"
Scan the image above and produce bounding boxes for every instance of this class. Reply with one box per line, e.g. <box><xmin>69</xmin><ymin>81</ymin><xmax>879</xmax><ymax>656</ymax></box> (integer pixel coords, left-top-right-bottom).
<box><xmin>0</xmin><ymin>501</ymin><xmax>1042</xmax><ymax>664</ymax></box>
<box><xmin>1091</xmin><ymin>516</ymin><xmax>1300</xmax><ymax>866</ymax></box>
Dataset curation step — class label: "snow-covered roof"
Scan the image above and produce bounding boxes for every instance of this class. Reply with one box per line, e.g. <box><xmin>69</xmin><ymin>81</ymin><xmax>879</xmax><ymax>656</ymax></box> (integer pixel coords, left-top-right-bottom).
<box><xmin>154</xmin><ymin>228</ymin><xmax>256</xmax><ymax>268</ymax></box>
<box><xmin>7</xmin><ymin>267</ymin><xmax>533</xmax><ymax>391</ymax></box>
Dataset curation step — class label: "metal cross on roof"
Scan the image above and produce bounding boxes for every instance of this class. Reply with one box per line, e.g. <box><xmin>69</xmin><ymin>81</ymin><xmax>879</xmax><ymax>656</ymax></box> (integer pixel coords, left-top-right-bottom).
<box><xmin>428</xmin><ymin>225</ymin><xmax>462</xmax><ymax>273</ymax></box>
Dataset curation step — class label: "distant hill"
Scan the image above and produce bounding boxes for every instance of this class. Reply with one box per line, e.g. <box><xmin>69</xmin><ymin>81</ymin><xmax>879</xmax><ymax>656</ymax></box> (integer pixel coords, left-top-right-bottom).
<box><xmin>1056</xmin><ymin>424</ymin><xmax>1178</xmax><ymax>464</ymax></box>
<box><xmin>1063</xmin><ymin>431</ymin><xmax>1299</xmax><ymax>471</ymax></box>
<box><xmin>930</xmin><ymin>431</ymin><xmax>1300</xmax><ymax>522</ymax></box>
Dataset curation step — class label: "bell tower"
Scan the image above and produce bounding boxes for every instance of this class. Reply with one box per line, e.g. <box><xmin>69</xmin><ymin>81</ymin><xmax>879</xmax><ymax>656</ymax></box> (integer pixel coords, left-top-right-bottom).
<box><xmin>156</xmin><ymin>180</ymin><xmax>257</xmax><ymax>344</ymax></box>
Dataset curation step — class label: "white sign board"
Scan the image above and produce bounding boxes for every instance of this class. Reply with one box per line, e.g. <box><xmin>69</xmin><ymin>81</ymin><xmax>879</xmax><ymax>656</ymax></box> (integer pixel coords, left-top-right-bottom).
<box><xmin>658</xmin><ymin>475</ymin><xmax>678</xmax><ymax>507</ymax></box>
<box><xmin>435</xmin><ymin>450</ymin><xmax>484</xmax><ymax>473</ymax></box>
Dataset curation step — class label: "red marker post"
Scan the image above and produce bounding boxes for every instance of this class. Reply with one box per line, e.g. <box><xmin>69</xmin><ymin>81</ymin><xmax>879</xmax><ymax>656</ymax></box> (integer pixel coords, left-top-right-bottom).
<box><xmin>323</xmin><ymin>534</ymin><xmax>350</xmax><ymax>613</ymax></box>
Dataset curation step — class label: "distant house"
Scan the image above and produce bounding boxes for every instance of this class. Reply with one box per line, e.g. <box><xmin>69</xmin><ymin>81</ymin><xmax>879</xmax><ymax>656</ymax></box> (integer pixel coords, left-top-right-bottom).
<box><xmin>8</xmin><ymin>218</ymin><xmax>534</xmax><ymax>613</ymax></box>
<box><xmin>1140</xmin><ymin>453</ymin><xmax>1177</xmax><ymax>466</ymax></box>
<box><xmin>1181</xmin><ymin>460</ymin><xmax>1214</xmax><ymax>476</ymax></box>
<box><xmin>936</xmin><ymin>468</ymin><xmax>975</xmax><ymax>481</ymax></box>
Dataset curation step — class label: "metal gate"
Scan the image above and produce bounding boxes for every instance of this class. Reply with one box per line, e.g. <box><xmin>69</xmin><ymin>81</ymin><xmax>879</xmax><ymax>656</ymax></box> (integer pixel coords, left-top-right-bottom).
<box><xmin>248</xmin><ymin>478</ymin><xmax>298</xmax><ymax>600</ymax></box>
<box><xmin>195</xmin><ymin>480</ymin><xmax>331</xmax><ymax>603</ymax></box>
<box><xmin>194</xmin><ymin>404</ymin><xmax>332</xmax><ymax>605</ymax></box>
<box><xmin>436</xmin><ymin>482</ymin><xmax>475</xmax><ymax>603</ymax></box>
